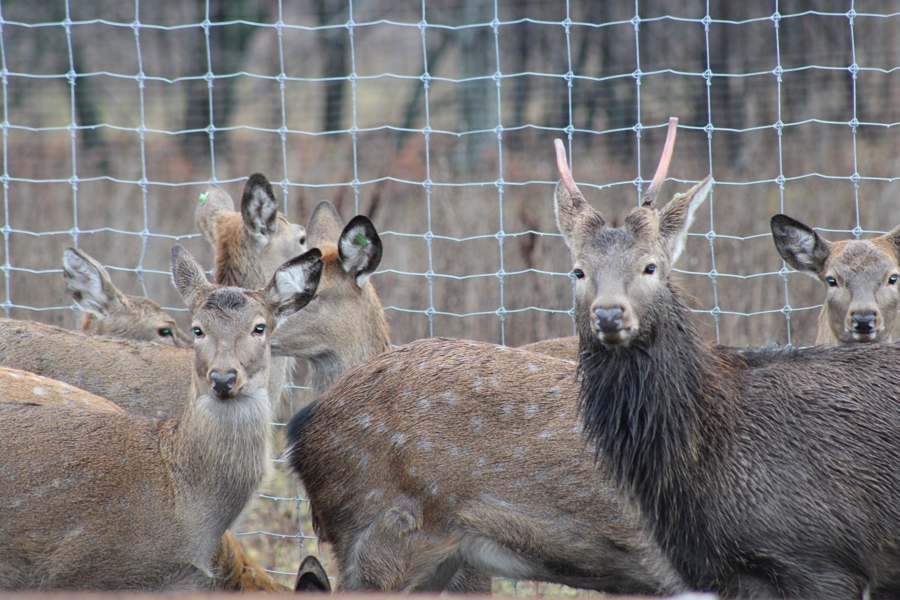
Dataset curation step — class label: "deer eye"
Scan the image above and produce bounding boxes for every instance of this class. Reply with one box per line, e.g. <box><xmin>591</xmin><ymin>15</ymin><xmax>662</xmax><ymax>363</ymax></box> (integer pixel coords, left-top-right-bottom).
<box><xmin>573</xmin><ymin>268</ymin><xmax>585</xmax><ymax>280</ymax></box>
<box><xmin>826</xmin><ymin>276</ymin><xmax>838</xmax><ymax>287</ymax></box>
<box><xmin>192</xmin><ymin>326</ymin><xmax>204</xmax><ymax>337</ymax></box>
<box><xmin>644</xmin><ymin>264</ymin><xmax>657</xmax><ymax>275</ymax></box>
<box><xmin>890</xmin><ymin>275</ymin><xmax>899</xmax><ymax>285</ymax></box>
<box><xmin>299</xmin><ymin>235</ymin><xmax>307</xmax><ymax>246</ymax></box>
<box><xmin>158</xmin><ymin>328</ymin><xmax>172</xmax><ymax>337</ymax></box>
<box><xmin>253</xmin><ymin>324</ymin><xmax>267</xmax><ymax>335</ymax></box>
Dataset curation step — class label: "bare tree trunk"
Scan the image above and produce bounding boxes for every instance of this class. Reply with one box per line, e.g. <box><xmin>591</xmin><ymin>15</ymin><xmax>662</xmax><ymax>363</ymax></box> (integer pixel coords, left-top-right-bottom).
<box><xmin>315</xmin><ymin>0</ymin><xmax>350</xmax><ymax>133</ymax></box>
<box><xmin>457</xmin><ymin>1</ymin><xmax>494</xmax><ymax>172</ymax></box>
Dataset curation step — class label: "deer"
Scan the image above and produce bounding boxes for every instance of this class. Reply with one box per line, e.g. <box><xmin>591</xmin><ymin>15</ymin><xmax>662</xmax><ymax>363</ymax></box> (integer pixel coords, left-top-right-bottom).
<box><xmin>195</xmin><ymin>172</ymin><xmax>307</xmax><ymax>414</ymax></box>
<box><xmin>771</xmin><ymin>213</ymin><xmax>900</xmax><ymax>346</ymax></box>
<box><xmin>0</xmin><ymin>174</ymin><xmax>307</xmax><ymax>418</ymax></box>
<box><xmin>286</xmin><ymin>337</ymin><xmax>685</xmax><ymax>594</ymax></box>
<box><xmin>0</xmin><ymin>244</ymin><xmax>318</xmax><ymax>591</ymax></box>
<box><xmin>63</xmin><ymin>246</ymin><xmax>193</xmax><ymax>347</ymax></box>
<box><xmin>552</xmin><ymin>119</ymin><xmax>900</xmax><ymax>598</ymax></box>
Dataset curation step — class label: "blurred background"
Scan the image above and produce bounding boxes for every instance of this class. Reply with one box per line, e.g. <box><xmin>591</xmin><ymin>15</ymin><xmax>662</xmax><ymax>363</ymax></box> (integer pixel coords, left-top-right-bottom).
<box><xmin>3</xmin><ymin>0</ymin><xmax>900</xmax><ymax>589</ymax></box>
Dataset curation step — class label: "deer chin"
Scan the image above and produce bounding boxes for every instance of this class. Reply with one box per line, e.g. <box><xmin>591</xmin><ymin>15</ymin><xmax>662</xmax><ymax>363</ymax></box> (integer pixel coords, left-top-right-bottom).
<box><xmin>849</xmin><ymin>331</ymin><xmax>880</xmax><ymax>343</ymax></box>
<box><xmin>593</xmin><ymin>327</ymin><xmax>636</xmax><ymax>347</ymax></box>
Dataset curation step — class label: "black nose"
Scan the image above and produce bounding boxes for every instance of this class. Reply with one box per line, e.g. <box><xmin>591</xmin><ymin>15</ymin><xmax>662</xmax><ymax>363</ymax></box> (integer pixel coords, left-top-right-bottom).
<box><xmin>594</xmin><ymin>307</ymin><xmax>624</xmax><ymax>333</ymax></box>
<box><xmin>851</xmin><ymin>312</ymin><xmax>876</xmax><ymax>333</ymax></box>
<box><xmin>210</xmin><ymin>370</ymin><xmax>237</xmax><ymax>396</ymax></box>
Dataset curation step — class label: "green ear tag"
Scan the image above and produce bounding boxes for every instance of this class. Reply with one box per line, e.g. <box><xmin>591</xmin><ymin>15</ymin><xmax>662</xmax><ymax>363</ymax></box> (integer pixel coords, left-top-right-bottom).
<box><xmin>672</xmin><ymin>192</ymin><xmax>684</xmax><ymax>200</ymax></box>
<box><xmin>354</xmin><ymin>233</ymin><xmax>368</xmax><ymax>247</ymax></box>
<box><xmin>198</xmin><ymin>191</ymin><xmax>209</xmax><ymax>205</ymax></box>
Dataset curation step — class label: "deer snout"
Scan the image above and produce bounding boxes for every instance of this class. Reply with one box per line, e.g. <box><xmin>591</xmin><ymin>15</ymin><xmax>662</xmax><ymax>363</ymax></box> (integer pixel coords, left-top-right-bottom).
<box><xmin>594</xmin><ymin>307</ymin><xmax>625</xmax><ymax>333</ymax></box>
<box><xmin>849</xmin><ymin>310</ymin><xmax>880</xmax><ymax>340</ymax></box>
<box><xmin>209</xmin><ymin>369</ymin><xmax>238</xmax><ymax>398</ymax></box>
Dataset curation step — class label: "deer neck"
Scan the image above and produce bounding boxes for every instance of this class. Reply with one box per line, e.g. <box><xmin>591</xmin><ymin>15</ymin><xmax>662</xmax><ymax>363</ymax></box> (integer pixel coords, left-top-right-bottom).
<box><xmin>214</xmin><ymin>216</ymin><xmax>265</xmax><ymax>289</ymax></box>
<box><xmin>307</xmin><ymin>287</ymin><xmax>392</xmax><ymax>399</ymax></box>
<box><xmin>577</xmin><ymin>284</ymin><xmax>730</xmax><ymax>577</ymax></box>
<box><xmin>163</xmin><ymin>377</ymin><xmax>273</xmax><ymax>536</ymax></box>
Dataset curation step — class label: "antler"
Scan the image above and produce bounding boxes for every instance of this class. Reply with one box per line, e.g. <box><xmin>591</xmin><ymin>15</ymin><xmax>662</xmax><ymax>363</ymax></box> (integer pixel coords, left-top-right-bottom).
<box><xmin>641</xmin><ymin>117</ymin><xmax>678</xmax><ymax>209</ymax></box>
<box><xmin>554</xmin><ymin>139</ymin><xmax>581</xmax><ymax>198</ymax></box>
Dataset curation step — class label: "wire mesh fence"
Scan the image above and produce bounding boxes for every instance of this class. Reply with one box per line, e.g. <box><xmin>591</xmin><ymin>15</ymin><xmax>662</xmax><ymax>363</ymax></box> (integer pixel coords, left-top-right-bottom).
<box><xmin>3</xmin><ymin>0</ymin><xmax>900</xmax><ymax>590</ymax></box>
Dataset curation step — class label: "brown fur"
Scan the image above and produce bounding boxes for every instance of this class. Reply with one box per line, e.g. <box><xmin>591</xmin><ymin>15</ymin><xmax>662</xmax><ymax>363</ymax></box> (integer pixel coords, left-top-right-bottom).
<box><xmin>0</xmin><ymin>366</ymin><xmax>123</xmax><ymax>412</ymax></box>
<box><xmin>287</xmin><ymin>338</ymin><xmax>684</xmax><ymax>594</ymax></box>
<box><xmin>0</xmin><ymin>246</ymin><xmax>315</xmax><ymax>591</ymax></box>
<box><xmin>771</xmin><ymin>213</ymin><xmax>900</xmax><ymax>345</ymax></box>
<box><xmin>63</xmin><ymin>247</ymin><xmax>193</xmax><ymax>347</ymax></box>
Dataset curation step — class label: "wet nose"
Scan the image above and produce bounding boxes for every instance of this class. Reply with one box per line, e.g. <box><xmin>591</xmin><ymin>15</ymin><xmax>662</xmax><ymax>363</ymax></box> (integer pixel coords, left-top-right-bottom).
<box><xmin>851</xmin><ymin>312</ymin><xmax>876</xmax><ymax>334</ymax></box>
<box><xmin>594</xmin><ymin>307</ymin><xmax>624</xmax><ymax>333</ymax></box>
<box><xmin>210</xmin><ymin>369</ymin><xmax>237</xmax><ymax>396</ymax></box>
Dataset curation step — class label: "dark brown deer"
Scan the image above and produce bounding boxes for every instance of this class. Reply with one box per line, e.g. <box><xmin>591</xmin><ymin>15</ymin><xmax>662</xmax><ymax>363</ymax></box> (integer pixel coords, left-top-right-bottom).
<box><xmin>771</xmin><ymin>213</ymin><xmax>900</xmax><ymax>345</ymax></box>
<box><xmin>0</xmin><ymin>245</ymin><xmax>315</xmax><ymax>591</ymax></box>
<box><xmin>556</xmin><ymin>121</ymin><xmax>900</xmax><ymax>598</ymax></box>
<box><xmin>63</xmin><ymin>246</ymin><xmax>193</xmax><ymax>347</ymax></box>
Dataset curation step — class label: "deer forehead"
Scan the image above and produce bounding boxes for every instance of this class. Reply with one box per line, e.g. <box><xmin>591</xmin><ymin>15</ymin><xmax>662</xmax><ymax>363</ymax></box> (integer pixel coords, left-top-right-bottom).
<box><xmin>826</xmin><ymin>240</ymin><xmax>898</xmax><ymax>279</ymax></box>
<box><xmin>194</xmin><ymin>287</ymin><xmax>273</xmax><ymax>329</ymax></box>
<box><xmin>574</xmin><ymin>226</ymin><xmax>664</xmax><ymax>274</ymax></box>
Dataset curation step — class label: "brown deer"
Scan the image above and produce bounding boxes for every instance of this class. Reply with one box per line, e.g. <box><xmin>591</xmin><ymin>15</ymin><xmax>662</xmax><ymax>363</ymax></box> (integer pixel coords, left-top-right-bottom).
<box><xmin>267</xmin><ymin>200</ymin><xmax>390</xmax><ymax>399</ymax></box>
<box><xmin>287</xmin><ymin>338</ymin><xmax>685</xmax><ymax>594</ymax></box>
<box><xmin>0</xmin><ymin>244</ymin><xmax>315</xmax><ymax>591</ymax></box>
<box><xmin>195</xmin><ymin>173</ymin><xmax>307</xmax><ymax>414</ymax></box>
<box><xmin>63</xmin><ymin>246</ymin><xmax>193</xmax><ymax>347</ymax></box>
<box><xmin>554</xmin><ymin>121</ymin><xmax>900</xmax><ymax>598</ymax></box>
<box><xmin>771</xmin><ymin>213</ymin><xmax>900</xmax><ymax>345</ymax></box>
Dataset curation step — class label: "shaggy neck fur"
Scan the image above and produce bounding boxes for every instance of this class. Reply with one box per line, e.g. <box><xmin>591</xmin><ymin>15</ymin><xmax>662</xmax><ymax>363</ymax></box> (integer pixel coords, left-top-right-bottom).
<box><xmin>577</xmin><ymin>282</ymin><xmax>731</xmax><ymax>589</ymax></box>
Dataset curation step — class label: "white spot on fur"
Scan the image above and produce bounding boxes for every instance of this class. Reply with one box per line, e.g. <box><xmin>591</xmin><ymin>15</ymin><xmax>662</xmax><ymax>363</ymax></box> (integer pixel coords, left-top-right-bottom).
<box><xmin>375</xmin><ymin>422</ymin><xmax>387</xmax><ymax>433</ymax></box>
<box><xmin>470</xmin><ymin>416</ymin><xmax>483</xmax><ymax>431</ymax></box>
<box><xmin>572</xmin><ymin>421</ymin><xmax>584</xmax><ymax>434</ymax></box>
<box><xmin>445</xmin><ymin>441</ymin><xmax>459</xmax><ymax>456</ymax></box>
<box><xmin>539</xmin><ymin>428</ymin><xmax>552</xmax><ymax>438</ymax></box>
<box><xmin>418</xmin><ymin>397</ymin><xmax>430</xmax><ymax>409</ymax></box>
<box><xmin>356</xmin><ymin>413</ymin><xmax>371</xmax><ymax>429</ymax></box>
<box><xmin>548</xmin><ymin>386</ymin><xmax>560</xmax><ymax>396</ymax></box>
<box><xmin>392</xmin><ymin>432</ymin><xmax>406</xmax><ymax>446</ymax></box>
<box><xmin>489</xmin><ymin>376</ymin><xmax>499</xmax><ymax>388</ymax></box>
<box><xmin>427</xmin><ymin>478</ymin><xmax>439</xmax><ymax>495</ymax></box>
<box><xmin>560</xmin><ymin>474</ymin><xmax>575</xmax><ymax>486</ymax></box>
<box><xmin>472</xmin><ymin>377</ymin><xmax>484</xmax><ymax>392</ymax></box>
<box><xmin>417</xmin><ymin>438</ymin><xmax>434</xmax><ymax>451</ymax></box>
<box><xmin>557</xmin><ymin>408</ymin><xmax>568</xmax><ymax>419</ymax></box>
<box><xmin>408</xmin><ymin>465</ymin><xmax>418</xmax><ymax>476</ymax></box>
<box><xmin>443</xmin><ymin>390</ymin><xmax>457</xmax><ymax>405</ymax></box>
<box><xmin>460</xmin><ymin>537</ymin><xmax>533</xmax><ymax>580</ymax></box>
<box><xmin>500</xmin><ymin>404</ymin><xmax>513</xmax><ymax>419</ymax></box>
<box><xmin>32</xmin><ymin>386</ymin><xmax>47</xmax><ymax>397</ymax></box>
<box><xmin>524</xmin><ymin>404</ymin><xmax>538</xmax><ymax>418</ymax></box>
<box><xmin>528</xmin><ymin>363</ymin><xmax>538</xmax><ymax>371</ymax></box>
<box><xmin>512</xmin><ymin>446</ymin><xmax>524</xmax><ymax>458</ymax></box>
<box><xmin>535</xmin><ymin>471</ymin><xmax>548</xmax><ymax>482</ymax></box>
<box><xmin>8</xmin><ymin>371</ymin><xmax>21</xmax><ymax>379</ymax></box>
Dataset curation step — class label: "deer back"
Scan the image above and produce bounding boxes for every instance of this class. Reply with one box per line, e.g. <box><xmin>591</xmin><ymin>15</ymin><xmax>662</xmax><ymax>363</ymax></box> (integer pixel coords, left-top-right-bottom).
<box><xmin>63</xmin><ymin>247</ymin><xmax>193</xmax><ymax>347</ymax></box>
<box><xmin>0</xmin><ymin>319</ymin><xmax>191</xmax><ymax>418</ymax></box>
<box><xmin>287</xmin><ymin>337</ymin><xmax>683</xmax><ymax>594</ymax></box>
<box><xmin>771</xmin><ymin>213</ymin><xmax>900</xmax><ymax>345</ymax></box>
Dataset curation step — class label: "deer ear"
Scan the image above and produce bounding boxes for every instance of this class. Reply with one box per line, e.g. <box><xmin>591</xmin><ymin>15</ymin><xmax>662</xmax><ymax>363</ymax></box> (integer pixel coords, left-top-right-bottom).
<box><xmin>306</xmin><ymin>200</ymin><xmax>345</xmax><ymax>248</ymax></box>
<box><xmin>552</xmin><ymin>139</ymin><xmax>604</xmax><ymax>249</ymax></box>
<box><xmin>294</xmin><ymin>555</ymin><xmax>332</xmax><ymax>593</ymax></box>
<box><xmin>264</xmin><ymin>249</ymin><xmax>323</xmax><ymax>321</ymax></box>
<box><xmin>194</xmin><ymin>184</ymin><xmax>235</xmax><ymax>246</ymax></box>
<box><xmin>658</xmin><ymin>176</ymin><xmax>713</xmax><ymax>263</ymax></box>
<box><xmin>241</xmin><ymin>173</ymin><xmax>279</xmax><ymax>247</ymax></box>
<box><xmin>171</xmin><ymin>245</ymin><xmax>215</xmax><ymax>310</ymax></box>
<box><xmin>771</xmin><ymin>213</ymin><xmax>832</xmax><ymax>275</ymax></box>
<box><xmin>338</xmin><ymin>215</ymin><xmax>382</xmax><ymax>287</ymax></box>
<box><xmin>875</xmin><ymin>222</ymin><xmax>900</xmax><ymax>265</ymax></box>
<box><xmin>63</xmin><ymin>248</ymin><xmax>128</xmax><ymax>318</ymax></box>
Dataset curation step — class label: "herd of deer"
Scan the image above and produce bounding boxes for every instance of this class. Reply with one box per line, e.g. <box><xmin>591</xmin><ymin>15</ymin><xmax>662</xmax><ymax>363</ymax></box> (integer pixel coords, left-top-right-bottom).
<box><xmin>2</xmin><ymin>118</ymin><xmax>900</xmax><ymax>598</ymax></box>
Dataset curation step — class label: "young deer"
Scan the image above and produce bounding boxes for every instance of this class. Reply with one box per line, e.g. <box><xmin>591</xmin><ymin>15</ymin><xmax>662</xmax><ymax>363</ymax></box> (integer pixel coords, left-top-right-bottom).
<box><xmin>267</xmin><ymin>200</ymin><xmax>390</xmax><ymax>399</ymax></box>
<box><xmin>63</xmin><ymin>246</ymin><xmax>193</xmax><ymax>347</ymax></box>
<box><xmin>771</xmin><ymin>213</ymin><xmax>900</xmax><ymax>345</ymax></box>
<box><xmin>555</xmin><ymin>121</ymin><xmax>900</xmax><ymax>598</ymax></box>
<box><xmin>195</xmin><ymin>173</ymin><xmax>307</xmax><ymax>414</ymax></box>
<box><xmin>287</xmin><ymin>338</ymin><xmax>684</xmax><ymax>594</ymax></box>
<box><xmin>0</xmin><ymin>245</ymin><xmax>314</xmax><ymax>591</ymax></box>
